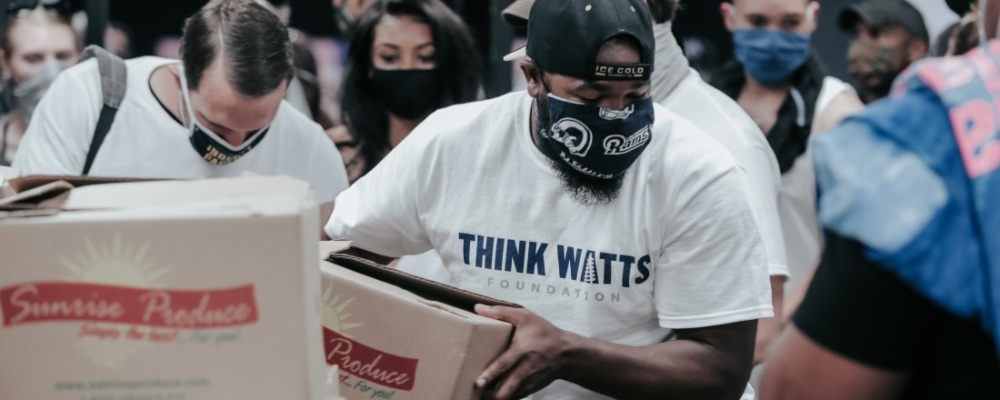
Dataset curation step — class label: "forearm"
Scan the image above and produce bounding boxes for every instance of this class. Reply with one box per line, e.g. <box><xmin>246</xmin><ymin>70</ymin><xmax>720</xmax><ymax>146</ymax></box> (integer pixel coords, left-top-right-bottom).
<box><xmin>561</xmin><ymin>320</ymin><xmax>757</xmax><ymax>400</ymax></box>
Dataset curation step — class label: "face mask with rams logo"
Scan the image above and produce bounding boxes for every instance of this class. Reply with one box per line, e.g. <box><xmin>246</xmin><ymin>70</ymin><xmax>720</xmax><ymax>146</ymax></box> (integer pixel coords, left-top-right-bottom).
<box><xmin>178</xmin><ymin>65</ymin><xmax>270</xmax><ymax>166</ymax></box>
<box><xmin>540</xmin><ymin>94</ymin><xmax>654</xmax><ymax>179</ymax></box>
<box><xmin>503</xmin><ymin>0</ymin><xmax>658</xmax><ymax>178</ymax></box>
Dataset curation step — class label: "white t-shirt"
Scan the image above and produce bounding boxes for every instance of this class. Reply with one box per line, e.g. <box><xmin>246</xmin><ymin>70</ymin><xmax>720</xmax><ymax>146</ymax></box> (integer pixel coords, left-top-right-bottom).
<box><xmin>658</xmin><ymin>68</ymin><xmax>789</xmax><ymax>279</ymax></box>
<box><xmin>13</xmin><ymin>56</ymin><xmax>348</xmax><ymax>203</ymax></box>
<box><xmin>328</xmin><ymin>91</ymin><xmax>773</xmax><ymax>400</ymax></box>
<box><xmin>780</xmin><ymin>76</ymin><xmax>855</xmax><ymax>287</ymax></box>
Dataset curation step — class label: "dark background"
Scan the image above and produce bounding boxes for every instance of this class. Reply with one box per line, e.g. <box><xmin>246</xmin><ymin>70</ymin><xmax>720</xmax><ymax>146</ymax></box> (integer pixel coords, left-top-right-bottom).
<box><xmin>106</xmin><ymin>0</ymin><xmax>857</xmax><ymax>96</ymax></box>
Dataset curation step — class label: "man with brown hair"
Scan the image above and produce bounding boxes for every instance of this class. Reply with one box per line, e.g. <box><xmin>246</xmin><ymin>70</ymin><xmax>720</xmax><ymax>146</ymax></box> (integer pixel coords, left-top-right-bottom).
<box><xmin>14</xmin><ymin>0</ymin><xmax>348</xmax><ymax>235</ymax></box>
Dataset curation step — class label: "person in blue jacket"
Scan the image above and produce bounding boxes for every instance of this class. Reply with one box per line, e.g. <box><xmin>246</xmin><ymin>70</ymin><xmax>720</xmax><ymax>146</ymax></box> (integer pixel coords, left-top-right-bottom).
<box><xmin>760</xmin><ymin>1</ymin><xmax>1000</xmax><ymax>399</ymax></box>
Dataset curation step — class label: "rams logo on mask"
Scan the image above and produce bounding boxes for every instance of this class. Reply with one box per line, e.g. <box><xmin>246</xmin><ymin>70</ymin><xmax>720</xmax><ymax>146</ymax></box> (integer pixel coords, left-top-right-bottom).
<box><xmin>548</xmin><ymin>118</ymin><xmax>594</xmax><ymax>157</ymax></box>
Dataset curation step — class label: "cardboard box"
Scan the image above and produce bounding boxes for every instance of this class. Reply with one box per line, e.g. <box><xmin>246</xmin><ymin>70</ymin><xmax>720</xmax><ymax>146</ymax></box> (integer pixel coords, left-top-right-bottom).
<box><xmin>0</xmin><ymin>166</ymin><xmax>21</xmax><ymax>199</ymax></box>
<box><xmin>0</xmin><ymin>176</ymin><xmax>327</xmax><ymax>399</ymax></box>
<box><xmin>320</xmin><ymin>244</ymin><xmax>515</xmax><ymax>400</ymax></box>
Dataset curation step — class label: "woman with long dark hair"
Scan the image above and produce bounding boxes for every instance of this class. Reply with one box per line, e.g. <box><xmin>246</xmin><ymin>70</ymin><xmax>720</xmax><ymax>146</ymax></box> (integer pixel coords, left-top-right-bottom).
<box><xmin>329</xmin><ymin>0</ymin><xmax>481</xmax><ymax>183</ymax></box>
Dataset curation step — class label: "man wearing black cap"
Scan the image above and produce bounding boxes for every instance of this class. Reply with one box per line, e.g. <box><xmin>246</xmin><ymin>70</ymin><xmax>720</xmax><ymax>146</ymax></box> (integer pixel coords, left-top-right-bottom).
<box><xmin>839</xmin><ymin>0</ymin><xmax>930</xmax><ymax>103</ymax></box>
<box><xmin>504</xmin><ymin>0</ymin><xmax>790</xmax><ymax>371</ymax></box>
<box><xmin>327</xmin><ymin>0</ymin><xmax>772</xmax><ymax>399</ymax></box>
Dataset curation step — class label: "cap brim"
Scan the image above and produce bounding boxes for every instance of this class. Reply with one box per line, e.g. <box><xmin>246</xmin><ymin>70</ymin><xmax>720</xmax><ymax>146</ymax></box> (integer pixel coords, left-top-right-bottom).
<box><xmin>501</xmin><ymin>0</ymin><xmax>533</xmax><ymax>27</ymax></box>
<box><xmin>503</xmin><ymin>46</ymin><xmax>528</xmax><ymax>62</ymax></box>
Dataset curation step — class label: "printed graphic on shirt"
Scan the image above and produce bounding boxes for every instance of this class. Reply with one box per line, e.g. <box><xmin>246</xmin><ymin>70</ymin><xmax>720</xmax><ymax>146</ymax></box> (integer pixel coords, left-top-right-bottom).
<box><xmin>457</xmin><ymin>232</ymin><xmax>652</xmax><ymax>303</ymax></box>
<box><xmin>907</xmin><ymin>53</ymin><xmax>1000</xmax><ymax>179</ymax></box>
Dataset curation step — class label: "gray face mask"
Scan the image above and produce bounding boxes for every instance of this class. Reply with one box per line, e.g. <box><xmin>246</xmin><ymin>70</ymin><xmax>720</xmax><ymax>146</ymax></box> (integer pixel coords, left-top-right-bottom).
<box><xmin>11</xmin><ymin>60</ymin><xmax>64</xmax><ymax>120</ymax></box>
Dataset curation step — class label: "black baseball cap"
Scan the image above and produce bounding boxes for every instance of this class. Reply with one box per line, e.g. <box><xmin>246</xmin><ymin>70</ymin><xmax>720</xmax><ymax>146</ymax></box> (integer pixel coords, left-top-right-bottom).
<box><xmin>946</xmin><ymin>0</ymin><xmax>975</xmax><ymax>16</ymax></box>
<box><xmin>504</xmin><ymin>0</ymin><xmax>655</xmax><ymax>81</ymax></box>
<box><xmin>838</xmin><ymin>0</ymin><xmax>930</xmax><ymax>44</ymax></box>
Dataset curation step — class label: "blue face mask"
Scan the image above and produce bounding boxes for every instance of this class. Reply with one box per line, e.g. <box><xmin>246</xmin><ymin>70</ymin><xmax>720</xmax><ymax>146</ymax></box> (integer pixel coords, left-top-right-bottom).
<box><xmin>732</xmin><ymin>28</ymin><xmax>811</xmax><ymax>85</ymax></box>
<box><xmin>540</xmin><ymin>94</ymin><xmax>654</xmax><ymax>179</ymax></box>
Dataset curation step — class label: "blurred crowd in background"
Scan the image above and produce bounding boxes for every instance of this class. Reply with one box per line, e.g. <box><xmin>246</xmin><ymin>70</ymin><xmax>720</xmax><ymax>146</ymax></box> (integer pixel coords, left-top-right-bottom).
<box><xmin>0</xmin><ymin>0</ymin><xmax>977</xmax><ymax>168</ymax></box>
<box><xmin>2</xmin><ymin>0</ymin><xmax>998</xmax><ymax>398</ymax></box>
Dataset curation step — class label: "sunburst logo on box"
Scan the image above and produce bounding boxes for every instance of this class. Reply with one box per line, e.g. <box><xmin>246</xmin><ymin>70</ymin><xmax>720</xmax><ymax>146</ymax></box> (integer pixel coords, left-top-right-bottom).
<box><xmin>321</xmin><ymin>282</ymin><xmax>419</xmax><ymax>392</ymax></box>
<box><xmin>61</xmin><ymin>235</ymin><xmax>170</xmax><ymax>289</ymax></box>
<box><xmin>0</xmin><ymin>234</ymin><xmax>261</xmax><ymax>368</ymax></box>
<box><xmin>321</xmin><ymin>284</ymin><xmax>362</xmax><ymax>338</ymax></box>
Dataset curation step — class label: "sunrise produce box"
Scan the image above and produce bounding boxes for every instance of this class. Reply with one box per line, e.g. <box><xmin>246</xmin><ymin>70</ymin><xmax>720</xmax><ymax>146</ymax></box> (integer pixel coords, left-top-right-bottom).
<box><xmin>0</xmin><ymin>176</ymin><xmax>326</xmax><ymax>400</ymax></box>
<box><xmin>319</xmin><ymin>243</ymin><xmax>515</xmax><ymax>400</ymax></box>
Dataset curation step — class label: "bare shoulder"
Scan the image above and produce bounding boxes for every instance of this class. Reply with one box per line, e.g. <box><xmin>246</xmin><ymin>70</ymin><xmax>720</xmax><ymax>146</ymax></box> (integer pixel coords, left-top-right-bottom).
<box><xmin>815</xmin><ymin>91</ymin><xmax>865</xmax><ymax>133</ymax></box>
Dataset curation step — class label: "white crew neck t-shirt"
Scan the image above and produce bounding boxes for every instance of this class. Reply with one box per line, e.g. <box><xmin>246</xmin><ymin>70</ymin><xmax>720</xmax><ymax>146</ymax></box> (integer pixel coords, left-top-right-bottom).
<box><xmin>328</xmin><ymin>91</ymin><xmax>773</xmax><ymax>400</ymax></box>
<box><xmin>398</xmin><ymin>67</ymin><xmax>789</xmax><ymax>310</ymax></box>
<box><xmin>779</xmin><ymin>76</ymin><xmax>855</xmax><ymax>287</ymax></box>
<box><xmin>658</xmin><ymin>68</ymin><xmax>789</xmax><ymax>279</ymax></box>
<box><xmin>13</xmin><ymin>56</ymin><xmax>348</xmax><ymax>203</ymax></box>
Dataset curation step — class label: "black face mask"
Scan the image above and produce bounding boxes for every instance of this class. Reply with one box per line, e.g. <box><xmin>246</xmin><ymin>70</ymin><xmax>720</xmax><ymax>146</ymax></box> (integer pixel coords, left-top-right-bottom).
<box><xmin>371</xmin><ymin>68</ymin><xmax>440</xmax><ymax>120</ymax></box>
<box><xmin>179</xmin><ymin>65</ymin><xmax>269</xmax><ymax>165</ymax></box>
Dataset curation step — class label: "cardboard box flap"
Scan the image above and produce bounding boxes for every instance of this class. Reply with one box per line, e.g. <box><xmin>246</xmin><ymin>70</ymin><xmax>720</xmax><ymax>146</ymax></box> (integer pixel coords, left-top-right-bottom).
<box><xmin>0</xmin><ymin>180</ymin><xmax>72</xmax><ymax>210</ymax></box>
<box><xmin>318</xmin><ymin>240</ymin><xmax>351</xmax><ymax>257</ymax></box>
<box><xmin>1</xmin><ymin>194</ymin><xmax>313</xmax><ymax>225</ymax></box>
<box><xmin>0</xmin><ymin>166</ymin><xmax>20</xmax><ymax>199</ymax></box>
<box><xmin>0</xmin><ymin>208</ymin><xmax>61</xmax><ymax>219</ymax></box>
<box><xmin>60</xmin><ymin>176</ymin><xmax>312</xmax><ymax>210</ymax></box>
<box><xmin>8</xmin><ymin>175</ymin><xmax>156</xmax><ymax>194</ymax></box>
<box><xmin>327</xmin><ymin>252</ymin><xmax>521</xmax><ymax>312</ymax></box>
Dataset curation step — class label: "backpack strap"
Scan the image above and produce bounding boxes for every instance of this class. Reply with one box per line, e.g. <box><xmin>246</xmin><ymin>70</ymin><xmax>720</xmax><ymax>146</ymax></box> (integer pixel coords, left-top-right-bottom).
<box><xmin>79</xmin><ymin>45</ymin><xmax>127</xmax><ymax>176</ymax></box>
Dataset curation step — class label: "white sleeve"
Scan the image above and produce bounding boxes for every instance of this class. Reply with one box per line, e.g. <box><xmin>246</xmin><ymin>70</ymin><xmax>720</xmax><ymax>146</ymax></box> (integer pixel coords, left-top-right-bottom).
<box><xmin>655</xmin><ymin>167</ymin><xmax>774</xmax><ymax>330</ymax></box>
<box><xmin>12</xmin><ymin>63</ymin><xmax>101</xmax><ymax>175</ymax></box>
<box><xmin>733</xmin><ymin>146</ymin><xmax>789</xmax><ymax>278</ymax></box>
<box><xmin>324</xmin><ymin>126</ymin><xmax>433</xmax><ymax>258</ymax></box>
<box><xmin>305</xmin><ymin>127</ymin><xmax>349</xmax><ymax>204</ymax></box>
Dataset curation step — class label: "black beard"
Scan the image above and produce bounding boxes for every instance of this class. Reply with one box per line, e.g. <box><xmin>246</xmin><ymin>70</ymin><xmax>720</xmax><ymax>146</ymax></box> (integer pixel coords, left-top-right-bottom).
<box><xmin>856</xmin><ymin>69</ymin><xmax>899</xmax><ymax>103</ymax></box>
<box><xmin>534</xmin><ymin>94</ymin><xmax>624</xmax><ymax>206</ymax></box>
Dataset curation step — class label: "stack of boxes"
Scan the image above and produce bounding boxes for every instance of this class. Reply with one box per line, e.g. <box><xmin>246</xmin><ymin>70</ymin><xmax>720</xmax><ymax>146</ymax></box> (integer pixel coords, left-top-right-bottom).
<box><xmin>0</xmin><ymin>175</ymin><xmax>511</xmax><ymax>400</ymax></box>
